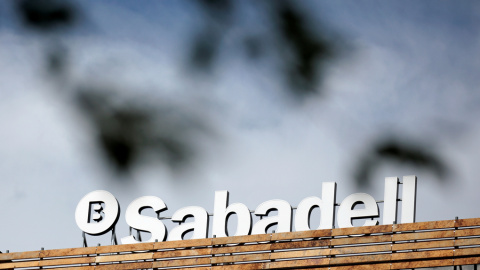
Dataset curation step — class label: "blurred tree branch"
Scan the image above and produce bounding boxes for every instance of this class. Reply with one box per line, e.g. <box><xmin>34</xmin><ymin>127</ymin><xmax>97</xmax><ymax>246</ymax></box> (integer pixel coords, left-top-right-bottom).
<box><xmin>14</xmin><ymin>0</ymin><xmax>450</xmax><ymax>185</ymax></box>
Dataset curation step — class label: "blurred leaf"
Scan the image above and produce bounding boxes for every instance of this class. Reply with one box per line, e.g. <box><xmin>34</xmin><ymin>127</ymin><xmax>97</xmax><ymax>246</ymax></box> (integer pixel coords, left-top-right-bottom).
<box><xmin>190</xmin><ymin>0</ymin><xmax>233</xmax><ymax>71</ymax></box>
<box><xmin>273</xmin><ymin>0</ymin><xmax>335</xmax><ymax>96</ymax></box>
<box><xmin>75</xmin><ymin>86</ymin><xmax>209</xmax><ymax>174</ymax></box>
<box><xmin>243</xmin><ymin>36</ymin><xmax>264</xmax><ymax>60</ymax></box>
<box><xmin>17</xmin><ymin>0</ymin><xmax>75</xmax><ymax>31</ymax></box>
<box><xmin>354</xmin><ymin>139</ymin><xmax>450</xmax><ymax>187</ymax></box>
<box><xmin>190</xmin><ymin>32</ymin><xmax>220</xmax><ymax>70</ymax></box>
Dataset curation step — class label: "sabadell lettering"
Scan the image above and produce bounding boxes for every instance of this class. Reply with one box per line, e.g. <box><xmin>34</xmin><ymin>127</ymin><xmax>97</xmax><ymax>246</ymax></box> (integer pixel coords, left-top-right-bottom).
<box><xmin>75</xmin><ymin>176</ymin><xmax>417</xmax><ymax>244</ymax></box>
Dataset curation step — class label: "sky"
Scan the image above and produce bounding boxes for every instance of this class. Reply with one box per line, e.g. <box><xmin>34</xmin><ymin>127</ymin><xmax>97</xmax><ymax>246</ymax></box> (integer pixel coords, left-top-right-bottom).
<box><xmin>1</xmin><ymin>0</ymin><xmax>480</xmax><ymax>252</ymax></box>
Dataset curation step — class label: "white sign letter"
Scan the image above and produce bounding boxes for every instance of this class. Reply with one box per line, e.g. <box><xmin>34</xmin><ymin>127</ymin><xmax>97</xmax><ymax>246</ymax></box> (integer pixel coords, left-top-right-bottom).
<box><xmin>295</xmin><ymin>182</ymin><xmax>336</xmax><ymax>231</ymax></box>
<box><xmin>401</xmin><ymin>175</ymin><xmax>417</xmax><ymax>223</ymax></box>
<box><xmin>383</xmin><ymin>177</ymin><xmax>399</xmax><ymax>225</ymax></box>
<box><xmin>338</xmin><ymin>193</ymin><xmax>379</xmax><ymax>228</ymax></box>
<box><xmin>212</xmin><ymin>190</ymin><xmax>251</xmax><ymax>237</ymax></box>
<box><xmin>75</xmin><ymin>190</ymin><xmax>120</xmax><ymax>235</ymax></box>
<box><xmin>121</xmin><ymin>196</ymin><xmax>167</xmax><ymax>244</ymax></box>
<box><xmin>169</xmin><ymin>206</ymin><xmax>209</xmax><ymax>241</ymax></box>
<box><xmin>252</xmin><ymin>199</ymin><xmax>292</xmax><ymax>234</ymax></box>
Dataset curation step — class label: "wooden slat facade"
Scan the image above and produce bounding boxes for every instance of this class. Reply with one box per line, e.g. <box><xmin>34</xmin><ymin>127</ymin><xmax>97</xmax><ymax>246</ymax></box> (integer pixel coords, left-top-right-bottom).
<box><xmin>2</xmin><ymin>218</ymin><xmax>480</xmax><ymax>269</ymax></box>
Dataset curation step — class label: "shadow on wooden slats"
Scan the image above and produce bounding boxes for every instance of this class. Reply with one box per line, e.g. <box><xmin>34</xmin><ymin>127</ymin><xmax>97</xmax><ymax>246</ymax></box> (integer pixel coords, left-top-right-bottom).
<box><xmin>271</xmin><ymin>239</ymin><xmax>329</xmax><ymax>250</ymax></box>
<box><xmin>154</xmin><ymin>238</ymin><xmax>212</xmax><ymax>249</ymax></box>
<box><xmin>271</xmin><ymin>229</ymin><xmax>331</xmax><ymax>241</ymax></box>
<box><xmin>214</xmin><ymin>234</ymin><xmax>272</xmax><ymax>245</ymax></box>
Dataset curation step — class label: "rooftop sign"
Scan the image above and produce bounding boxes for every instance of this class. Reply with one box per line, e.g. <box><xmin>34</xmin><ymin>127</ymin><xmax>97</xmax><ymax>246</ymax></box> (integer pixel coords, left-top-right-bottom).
<box><xmin>75</xmin><ymin>176</ymin><xmax>416</xmax><ymax>244</ymax></box>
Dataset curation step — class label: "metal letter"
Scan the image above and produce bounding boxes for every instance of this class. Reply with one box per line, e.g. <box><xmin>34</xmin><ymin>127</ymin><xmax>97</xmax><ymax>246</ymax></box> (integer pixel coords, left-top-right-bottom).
<box><xmin>120</xmin><ymin>196</ymin><xmax>168</xmax><ymax>244</ymax></box>
<box><xmin>252</xmin><ymin>199</ymin><xmax>292</xmax><ymax>234</ymax></box>
<box><xmin>401</xmin><ymin>175</ymin><xmax>417</xmax><ymax>223</ymax></box>
<box><xmin>338</xmin><ymin>193</ymin><xmax>379</xmax><ymax>228</ymax></box>
<box><xmin>75</xmin><ymin>190</ymin><xmax>120</xmax><ymax>235</ymax></box>
<box><xmin>168</xmin><ymin>206</ymin><xmax>208</xmax><ymax>241</ymax></box>
<box><xmin>383</xmin><ymin>177</ymin><xmax>399</xmax><ymax>225</ymax></box>
<box><xmin>212</xmin><ymin>190</ymin><xmax>252</xmax><ymax>237</ymax></box>
<box><xmin>295</xmin><ymin>182</ymin><xmax>337</xmax><ymax>231</ymax></box>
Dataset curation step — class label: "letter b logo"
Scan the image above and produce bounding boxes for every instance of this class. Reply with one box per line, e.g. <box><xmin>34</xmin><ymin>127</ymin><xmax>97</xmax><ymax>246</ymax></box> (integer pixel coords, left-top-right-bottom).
<box><xmin>75</xmin><ymin>190</ymin><xmax>120</xmax><ymax>235</ymax></box>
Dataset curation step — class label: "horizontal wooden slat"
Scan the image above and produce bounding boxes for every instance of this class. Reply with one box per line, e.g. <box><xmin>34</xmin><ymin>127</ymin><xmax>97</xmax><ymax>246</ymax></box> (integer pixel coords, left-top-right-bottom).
<box><xmin>454</xmin><ymin>257</ymin><xmax>480</xmax><ymax>266</ymax></box>
<box><xmin>0</xmin><ymin>260</ymin><xmax>39</xmax><ymax>269</ymax></box>
<box><xmin>331</xmin><ymin>235</ymin><xmax>391</xmax><ymax>246</ymax></box>
<box><xmin>39</xmin><ymin>256</ymin><xmax>95</xmax><ymax>266</ymax></box>
<box><xmin>392</xmin><ymin>239</ymin><xmax>454</xmax><ymax>251</ymax></box>
<box><xmin>392</xmin><ymin>230</ymin><xmax>454</xmax><ymax>241</ymax></box>
<box><xmin>330</xmin><ymin>254</ymin><xmax>391</xmax><ymax>265</ymax></box>
<box><xmin>456</xmin><ymin>228</ymin><xmax>480</xmax><ymax>237</ymax></box>
<box><xmin>154</xmin><ymin>248</ymin><xmax>212</xmax><ymax>258</ymax></box>
<box><xmin>330</xmin><ymin>263</ymin><xmax>391</xmax><ymax>270</ymax></box>
<box><xmin>330</xmin><ymin>244</ymin><xmax>391</xmax><ymax>255</ymax></box>
<box><xmin>62</xmin><ymin>266</ymin><xmax>95</xmax><ymax>270</ymax></box>
<box><xmin>95</xmin><ymin>252</ymin><xmax>153</xmax><ymax>263</ymax></box>
<box><xmin>96</xmin><ymin>242</ymin><xmax>153</xmax><ymax>254</ymax></box>
<box><xmin>153</xmin><ymin>257</ymin><xmax>211</xmax><ymax>268</ymax></box>
<box><xmin>0</xmin><ymin>251</ymin><xmax>40</xmax><ymax>261</ymax></box>
<box><xmin>391</xmin><ymin>259</ymin><xmax>453</xmax><ymax>269</ymax></box>
<box><xmin>332</xmin><ymin>225</ymin><xmax>392</xmax><ymax>236</ymax></box>
<box><xmin>454</xmin><ymin>247</ymin><xmax>480</xmax><ymax>256</ymax></box>
<box><xmin>271</xmin><ymin>239</ymin><xmax>330</xmax><ymax>250</ymax></box>
<box><xmin>0</xmin><ymin>262</ymin><xmax>15</xmax><ymax>269</ymax></box>
<box><xmin>213</xmin><ymin>234</ymin><xmax>271</xmax><ymax>245</ymax></box>
<box><xmin>154</xmin><ymin>238</ymin><xmax>213</xmax><ymax>249</ymax></box>
<box><xmin>40</xmin><ymin>247</ymin><xmax>97</xmax><ymax>257</ymax></box>
<box><xmin>266</xmin><ymin>258</ymin><xmax>329</xmax><ymax>269</ymax></box>
<box><xmin>393</xmin><ymin>220</ymin><xmax>455</xmax><ymax>231</ymax></box>
<box><xmin>271</xmin><ymin>229</ymin><xmax>331</xmax><ymax>241</ymax></box>
<box><xmin>95</xmin><ymin>261</ymin><xmax>153</xmax><ymax>270</ymax></box>
<box><xmin>212</xmin><ymin>253</ymin><xmax>270</xmax><ymax>264</ymax></box>
<box><xmin>214</xmin><ymin>243</ymin><xmax>271</xmax><ymax>254</ymax></box>
<box><xmin>3</xmin><ymin>218</ymin><xmax>480</xmax><ymax>270</ymax></box>
<box><xmin>456</xmin><ymin>218</ymin><xmax>480</xmax><ymax>228</ymax></box>
<box><xmin>213</xmin><ymin>262</ymin><xmax>264</xmax><ymax>270</ymax></box>
<box><xmin>454</xmin><ymin>238</ymin><xmax>480</xmax><ymax>247</ymax></box>
<box><xmin>270</xmin><ymin>248</ymin><xmax>330</xmax><ymax>259</ymax></box>
<box><xmin>391</xmin><ymin>249</ymin><xmax>453</xmax><ymax>260</ymax></box>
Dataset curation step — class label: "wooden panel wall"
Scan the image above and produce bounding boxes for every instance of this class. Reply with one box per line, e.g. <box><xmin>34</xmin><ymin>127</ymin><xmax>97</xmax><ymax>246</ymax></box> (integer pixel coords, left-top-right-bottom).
<box><xmin>1</xmin><ymin>218</ymin><xmax>480</xmax><ymax>269</ymax></box>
